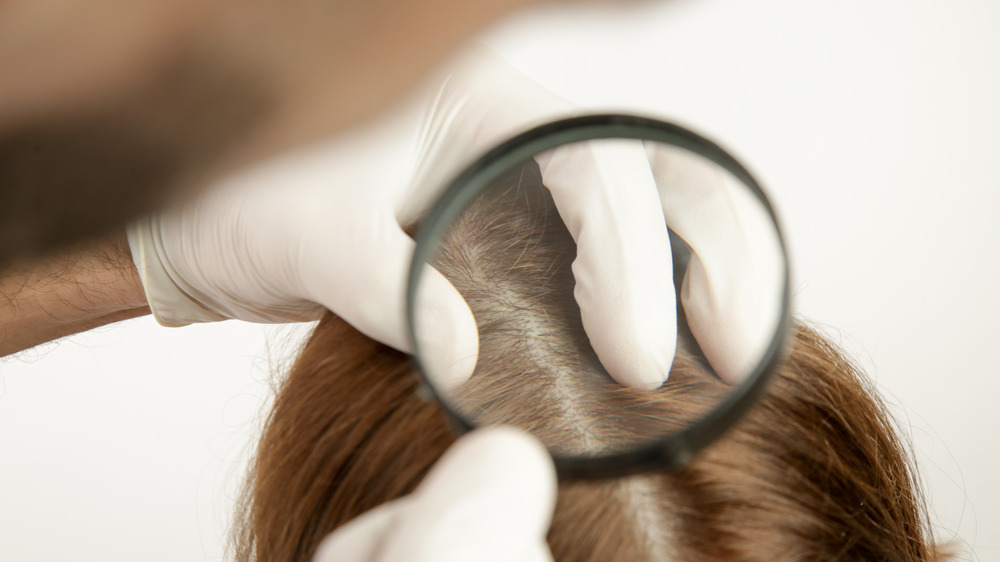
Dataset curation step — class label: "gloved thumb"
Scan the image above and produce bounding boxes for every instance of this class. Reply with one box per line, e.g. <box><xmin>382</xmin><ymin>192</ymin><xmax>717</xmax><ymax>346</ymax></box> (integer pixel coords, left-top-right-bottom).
<box><xmin>313</xmin><ymin>427</ymin><xmax>557</xmax><ymax>562</ymax></box>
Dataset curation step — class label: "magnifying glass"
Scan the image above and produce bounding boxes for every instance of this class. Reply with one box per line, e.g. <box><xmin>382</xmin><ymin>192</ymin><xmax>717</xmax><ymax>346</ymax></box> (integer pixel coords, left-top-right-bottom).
<box><xmin>407</xmin><ymin>115</ymin><xmax>790</xmax><ymax>480</ymax></box>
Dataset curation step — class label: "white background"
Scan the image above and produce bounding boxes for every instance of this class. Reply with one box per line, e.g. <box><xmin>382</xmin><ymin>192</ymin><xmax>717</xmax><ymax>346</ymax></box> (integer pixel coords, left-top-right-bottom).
<box><xmin>1</xmin><ymin>0</ymin><xmax>997</xmax><ymax>559</ymax></box>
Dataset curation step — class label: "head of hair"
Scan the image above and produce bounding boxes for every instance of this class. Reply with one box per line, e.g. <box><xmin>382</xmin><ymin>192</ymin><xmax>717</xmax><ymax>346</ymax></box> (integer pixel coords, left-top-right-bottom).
<box><xmin>232</xmin><ymin>161</ymin><xmax>948</xmax><ymax>561</ymax></box>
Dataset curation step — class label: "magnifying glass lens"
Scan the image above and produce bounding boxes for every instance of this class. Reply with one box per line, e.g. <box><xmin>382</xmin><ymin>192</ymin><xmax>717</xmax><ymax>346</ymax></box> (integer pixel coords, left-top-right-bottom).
<box><xmin>409</xmin><ymin>119</ymin><xmax>788</xmax><ymax>477</ymax></box>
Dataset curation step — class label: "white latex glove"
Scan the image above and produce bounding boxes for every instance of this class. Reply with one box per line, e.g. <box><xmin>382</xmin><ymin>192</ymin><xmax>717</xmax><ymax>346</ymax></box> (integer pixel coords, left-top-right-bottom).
<box><xmin>128</xmin><ymin>44</ymin><xmax>779</xmax><ymax>388</ymax></box>
<box><xmin>311</xmin><ymin>427</ymin><xmax>556</xmax><ymax>562</ymax></box>
<box><xmin>128</xmin><ymin>45</ymin><xmax>676</xmax><ymax>389</ymax></box>
<box><xmin>128</xmin><ymin>97</ymin><xmax>482</xmax><ymax>385</ymax></box>
<box><xmin>645</xmin><ymin>143</ymin><xmax>785</xmax><ymax>383</ymax></box>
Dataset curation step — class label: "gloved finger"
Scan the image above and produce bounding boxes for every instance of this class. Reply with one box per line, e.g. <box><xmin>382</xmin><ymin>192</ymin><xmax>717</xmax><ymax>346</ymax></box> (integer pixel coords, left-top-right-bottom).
<box><xmin>312</xmin><ymin>428</ymin><xmax>555</xmax><ymax>562</ymax></box>
<box><xmin>312</xmin><ymin>498</ymin><xmax>412</xmax><ymax>562</ymax></box>
<box><xmin>644</xmin><ymin>142</ymin><xmax>785</xmax><ymax>384</ymax></box>
<box><xmin>537</xmin><ymin>139</ymin><xmax>677</xmax><ymax>390</ymax></box>
<box><xmin>298</xmin><ymin>212</ymin><xmax>479</xmax><ymax>388</ymax></box>
<box><xmin>374</xmin><ymin>427</ymin><xmax>557</xmax><ymax>562</ymax></box>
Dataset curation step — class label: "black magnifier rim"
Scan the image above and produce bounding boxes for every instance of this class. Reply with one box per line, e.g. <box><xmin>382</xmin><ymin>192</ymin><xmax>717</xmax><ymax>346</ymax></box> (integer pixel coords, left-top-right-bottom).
<box><xmin>406</xmin><ymin>114</ymin><xmax>791</xmax><ymax>480</ymax></box>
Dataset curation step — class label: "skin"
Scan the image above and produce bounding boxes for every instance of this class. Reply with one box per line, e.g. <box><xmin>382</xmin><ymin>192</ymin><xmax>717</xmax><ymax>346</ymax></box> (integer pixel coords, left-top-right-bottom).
<box><xmin>0</xmin><ymin>233</ymin><xmax>149</xmax><ymax>356</ymax></box>
<box><xmin>0</xmin><ymin>0</ymin><xmax>553</xmax><ymax>355</ymax></box>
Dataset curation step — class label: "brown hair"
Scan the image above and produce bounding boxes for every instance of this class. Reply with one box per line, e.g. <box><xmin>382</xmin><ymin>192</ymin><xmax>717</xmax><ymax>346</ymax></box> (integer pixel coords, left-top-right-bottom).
<box><xmin>232</xmin><ymin>163</ymin><xmax>949</xmax><ymax>561</ymax></box>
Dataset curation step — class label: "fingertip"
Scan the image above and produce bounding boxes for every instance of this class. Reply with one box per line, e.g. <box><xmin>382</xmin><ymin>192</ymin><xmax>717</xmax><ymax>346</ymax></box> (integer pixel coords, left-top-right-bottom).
<box><xmin>377</xmin><ymin>427</ymin><xmax>556</xmax><ymax>562</ymax></box>
<box><xmin>312</xmin><ymin>500</ymin><xmax>409</xmax><ymax>562</ymax></box>
<box><xmin>689</xmin><ymin>310</ymin><xmax>774</xmax><ymax>386</ymax></box>
<box><xmin>581</xmin><ymin>294</ymin><xmax>677</xmax><ymax>390</ymax></box>
<box><xmin>602</xmin><ymin>332</ymin><xmax>676</xmax><ymax>390</ymax></box>
<box><xmin>413</xmin><ymin>266</ymin><xmax>480</xmax><ymax>392</ymax></box>
<box><xmin>426</xmin><ymin>426</ymin><xmax>557</xmax><ymax>500</ymax></box>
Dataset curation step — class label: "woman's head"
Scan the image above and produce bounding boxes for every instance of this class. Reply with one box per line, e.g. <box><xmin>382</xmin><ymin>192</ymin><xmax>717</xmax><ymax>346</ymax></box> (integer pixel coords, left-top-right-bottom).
<box><xmin>232</xmin><ymin>162</ymin><xmax>947</xmax><ymax>561</ymax></box>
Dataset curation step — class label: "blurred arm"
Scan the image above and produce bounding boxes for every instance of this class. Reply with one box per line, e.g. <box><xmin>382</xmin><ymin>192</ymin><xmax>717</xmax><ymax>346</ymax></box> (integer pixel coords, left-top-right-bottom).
<box><xmin>0</xmin><ymin>232</ymin><xmax>150</xmax><ymax>357</ymax></box>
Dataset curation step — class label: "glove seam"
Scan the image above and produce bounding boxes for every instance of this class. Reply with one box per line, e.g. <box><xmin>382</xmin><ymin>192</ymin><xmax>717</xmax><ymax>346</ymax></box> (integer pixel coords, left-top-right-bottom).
<box><xmin>126</xmin><ymin>219</ymin><xmax>226</xmax><ymax>327</ymax></box>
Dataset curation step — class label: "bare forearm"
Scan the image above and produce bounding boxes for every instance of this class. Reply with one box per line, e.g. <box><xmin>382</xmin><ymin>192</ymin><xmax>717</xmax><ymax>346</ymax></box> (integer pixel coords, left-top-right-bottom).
<box><xmin>0</xmin><ymin>232</ymin><xmax>150</xmax><ymax>357</ymax></box>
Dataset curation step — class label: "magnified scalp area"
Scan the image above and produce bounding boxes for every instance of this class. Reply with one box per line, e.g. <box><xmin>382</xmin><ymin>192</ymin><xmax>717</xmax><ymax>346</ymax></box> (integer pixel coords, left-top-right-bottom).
<box><xmin>429</xmin><ymin>161</ymin><xmax>728</xmax><ymax>457</ymax></box>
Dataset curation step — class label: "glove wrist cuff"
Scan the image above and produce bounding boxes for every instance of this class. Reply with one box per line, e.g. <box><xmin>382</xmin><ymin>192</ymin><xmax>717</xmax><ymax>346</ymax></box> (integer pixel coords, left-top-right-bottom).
<box><xmin>126</xmin><ymin>219</ymin><xmax>227</xmax><ymax>327</ymax></box>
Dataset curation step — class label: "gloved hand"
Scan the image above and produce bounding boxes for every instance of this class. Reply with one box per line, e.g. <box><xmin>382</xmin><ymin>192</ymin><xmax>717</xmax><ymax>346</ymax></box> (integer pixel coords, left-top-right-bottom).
<box><xmin>126</xmin><ymin>45</ymin><xmax>674</xmax><ymax>389</ymax></box>
<box><xmin>128</xmin><ymin>45</ymin><xmax>778</xmax><ymax>388</ymax></box>
<box><xmin>311</xmin><ymin>427</ymin><xmax>556</xmax><ymax>562</ymax></box>
<box><xmin>127</xmin><ymin>98</ymin><xmax>484</xmax><ymax>385</ymax></box>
